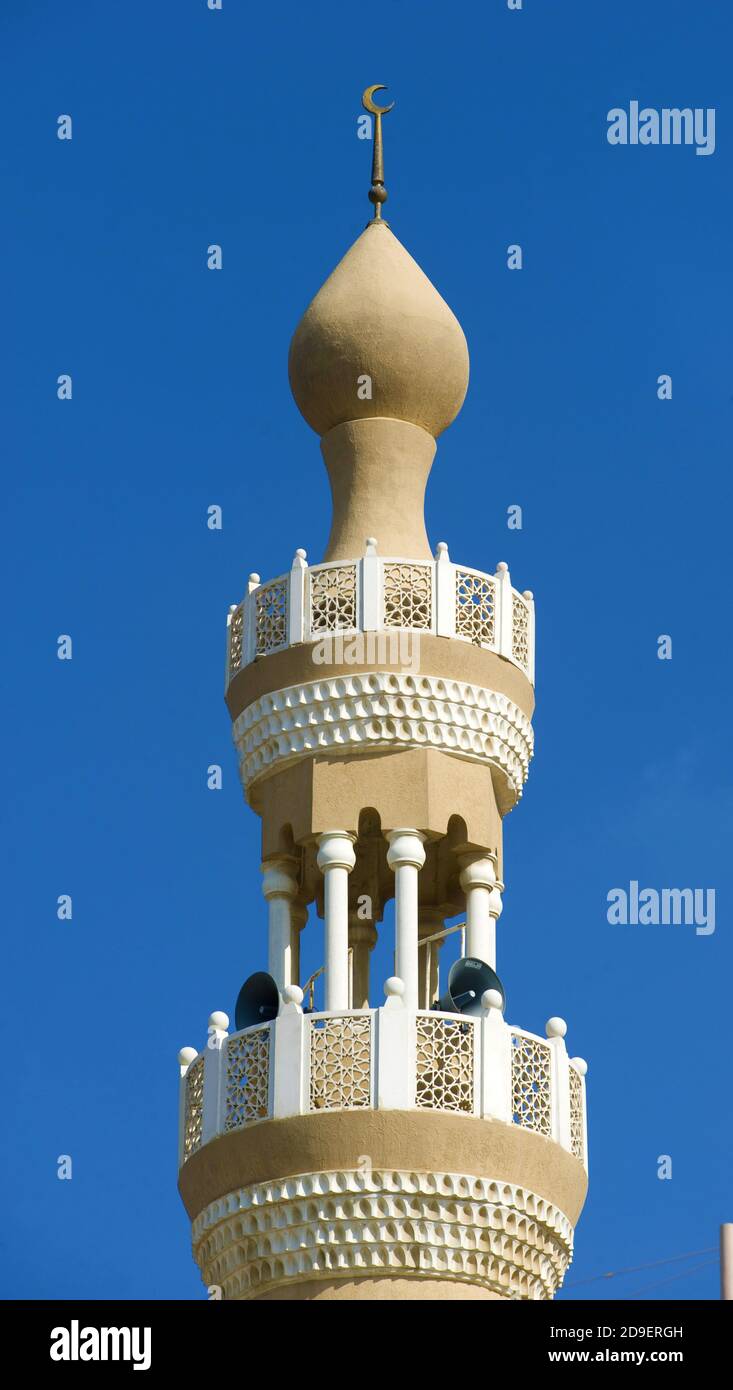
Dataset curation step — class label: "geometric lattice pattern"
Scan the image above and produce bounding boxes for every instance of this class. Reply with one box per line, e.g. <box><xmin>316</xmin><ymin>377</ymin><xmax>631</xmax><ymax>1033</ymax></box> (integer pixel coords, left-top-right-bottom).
<box><xmin>415</xmin><ymin>1016</ymin><xmax>475</xmax><ymax>1113</ymax></box>
<box><xmin>228</xmin><ymin>603</ymin><xmax>244</xmax><ymax>676</ymax></box>
<box><xmin>224</xmin><ymin>1027</ymin><xmax>271</xmax><ymax>1131</ymax></box>
<box><xmin>569</xmin><ymin>1064</ymin><xmax>584</xmax><ymax>1162</ymax></box>
<box><xmin>511</xmin><ymin>1033</ymin><xmax>552</xmax><ymax>1136</ymax></box>
<box><xmin>255</xmin><ymin>578</ymin><xmax>288</xmax><ymax>655</ymax></box>
<box><xmin>309</xmin><ymin>564</ymin><xmax>357</xmax><ymax>633</ymax></box>
<box><xmin>383</xmin><ymin>562</ymin><xmax>432</xmax><ymax>629</ymax></box>
<box><xmin>511</xmin><ymin>594</ymin><xmax>530</xmax><ymax>670</ymax></box>
<box><xmin>309</xmin><ymin>1015</ymin><xmax>372</xmax><ymax>1110</ymax></box>
<box><xmin>455</xmin><ymin>568</ymin><xmax>496</xmax><ymax>645</ymax></box>
<box><xmin>183</xmin><ymin>1054</ymin><xmax>205</xmax><ymax>1160</ymax></box>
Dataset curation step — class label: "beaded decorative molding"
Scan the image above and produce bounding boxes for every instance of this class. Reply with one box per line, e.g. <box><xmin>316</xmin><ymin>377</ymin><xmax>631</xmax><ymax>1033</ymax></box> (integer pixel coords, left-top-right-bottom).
<box><xmin>232</xmin><ymin>672</ymin><xmax>534</xmax><ymax>806</ymax></box>
<box><xmin>191</xmin><ymin>1169</ymin><xmax>574</xmax><ymax>1301</ymax></box>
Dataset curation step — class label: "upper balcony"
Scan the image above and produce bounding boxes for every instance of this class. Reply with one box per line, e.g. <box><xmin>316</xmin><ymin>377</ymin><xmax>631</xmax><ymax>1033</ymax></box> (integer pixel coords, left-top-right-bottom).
<box><xmin>225</xmin><ymin>541</ymin><xmax>535</xmax><ymax>692</ymax></box>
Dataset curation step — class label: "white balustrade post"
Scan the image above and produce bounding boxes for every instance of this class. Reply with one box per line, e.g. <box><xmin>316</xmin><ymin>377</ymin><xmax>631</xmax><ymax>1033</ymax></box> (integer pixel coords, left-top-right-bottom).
<box><xmin>480</xmin><ymin>991</ymin><xmax>513</xmax><ymax>1122</ymax></box>
<box><xmin>523</xmin><ymin>589</ymin><xmax>536</xmax><ymax>685</ymax></box>
<box><xmin>317</xmin><ymin>831</ymin><xmax>356</xmax><ymax>1011</ymax></box>
<box><xmin>273</xmin><ymin>986</ymin><xmax>306</xmax><ymax>1119</ymax></box>
<box><xmin>495</xmin><ymin>561</ymin><xmax>514</xmax><ymax>660</ymax></box>
<box><xmin>377</xmin><ymin>977</ymin><xmax>411</xmax><ymax>1109</ymax></box>
<box><xmin>361</xmin><ymin>536</ymin><xmax>380</xmax><ymax>631</ymax></box>
<box><xmin>244</xmin><ymin>572</ymin><xmax>260</xmax><ymax>665</ymax></box>
<box><xmin>386</xmin><ymin>829</ymin><xmax>426</xmax><ymax>1012</ymax></box>
<box><xmin>546</xmin><ymin>1017</ymin><xmax>571</xmax><ymax>1152</ymax></box>
<box><xmin>434</xmin><ymin>541</ymin><xmax>455</xmax><ymax>638</ymax></box>
<box><xmin>459</xmin><ymin>855</ymin><xmax>498</xmax><ymax>967</ymax></box>
<box><xmin>288</xmin><ymin>548</ymin><xmax>307</xmax><ymax>646</ymax></box>
<box><xmin>261</xmin><ymin>857</ymin><xmax>300</xmax><ymax>992</ymax></box>
<box><xmin>202</xmin><ymin>1011</ymin><xmax>229</xmax><ymax>1145</ymax></box>
<box><xmin>177</xmin><ymin>1047</ymin><xmax>198</xmax><ymax>1167</ymax></box>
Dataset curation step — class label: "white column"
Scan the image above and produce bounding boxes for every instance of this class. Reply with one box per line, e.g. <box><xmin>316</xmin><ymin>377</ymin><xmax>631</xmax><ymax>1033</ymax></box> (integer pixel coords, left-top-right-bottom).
<box><xmin>418</xmin><ymin>907</ymin><xmax>445</xmax><ymax>1008</ymax></box>
<box><xmin>261</xmin><ymin>858</ymin><xmax>299</xmax><ymax>992</ymax></box>
<box><xmin>459</xmin><ymin>855</ymin><xmax>498</xmax><ymax>967</ymax></box>
<box><xmin>386</xmin><ymin>829</ymin><xmax>426</xmax><ymax>1011</ymax></box>
<box><xmin>721</xmin><ymin>1225</ymin><xmax>733</xmax><ymax>1301</ymax></box>
<box><xmin>349</xmin><ymin>915</ymin><xmax>377</xmax><ymax>1009</ymax></box>
<box><xmin>316</xmin><ymin>831</ymin><xmax>356</xmax><ymax>1011</ymax></box>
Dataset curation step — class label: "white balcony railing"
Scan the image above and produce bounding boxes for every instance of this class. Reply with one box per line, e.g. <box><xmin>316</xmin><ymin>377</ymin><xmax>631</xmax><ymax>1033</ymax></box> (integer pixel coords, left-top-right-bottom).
<box><xmin>226</xmin><ymin>542</ymin><xmax>535</xmax><ymax>689</ymax></box>
<box><xmin>178</xmin><ymin>988</ymin><xmax>587</xmax><ymax>1173</ymax></box>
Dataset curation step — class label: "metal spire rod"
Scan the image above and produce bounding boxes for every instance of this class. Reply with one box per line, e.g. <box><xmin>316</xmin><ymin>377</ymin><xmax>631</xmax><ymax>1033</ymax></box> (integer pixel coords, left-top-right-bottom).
<box><xmin>362</xmin><ymin>84</ymin><xmax>394</xmax><ymax>219</ymax></box>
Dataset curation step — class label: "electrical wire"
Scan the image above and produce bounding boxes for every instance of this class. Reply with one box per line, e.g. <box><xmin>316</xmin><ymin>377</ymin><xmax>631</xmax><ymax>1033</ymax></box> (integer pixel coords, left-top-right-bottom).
<box><xmin>621</xmin><ymin>1258</ymin><xmax>719</xmax><ymax>1300</ymax></box>
<box><xmin>563</xmin><ymin>1246</ymin><xmax>718</xmax><ymax>1293</ymax></box>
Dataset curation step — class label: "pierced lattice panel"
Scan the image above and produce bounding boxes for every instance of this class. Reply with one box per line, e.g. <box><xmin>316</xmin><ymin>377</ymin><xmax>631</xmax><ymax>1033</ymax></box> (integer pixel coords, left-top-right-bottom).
<box><xmin>415</xmin><ymin>1016</ymin><xmax>475</xmax><ymax>1114</ymax></box>
<box><xmin>383</xmin><ymin>563</ymin><xmax>432</xmax><ymax>629</ymax></box>
<box><xmin>309</xmin><ymin>565</ymin><xmax>357</xmax><ymax>633</ymax></box>
<box><xmin>183</xmin><ymin>1055</ymin><xmax>205</xmax><ymax>1160</ymax></box>
<box><xmin>511</xmin><ymin>1033</ymin><xmax>552</xmax><ymax>1135</ymax></box>
<box><xmin>225</xmin><ymin>1028</ymin><xmax>271</xmax><ymax>1131</ymax></box>
<box><xmin>309</xmin><ymin>1015</ymin><xmax>372</xmax><ymax>1110</ymax></box>
<box><xmin>228</xmin><ymin>604</ymin><xmax>244</xmax><ymax>676</ymax></box>
<box><xmin>569</xmin><ymin>1064</ymin><xmax>585</xmax><ymax>1162</ymax></box>
<box><xmin>255</xmin><ymin>579</ymin><xmax>288</xmax><ymax>655</ymax></box>
<box><xmin>455</xmin><ymin>569</ymin><xmax>496</xmax><ymax>645</ymax></box>
<box><xmin>511</xmin><ymin>594</ymin><xmax>530</xmax><ymax>670</ymax></box>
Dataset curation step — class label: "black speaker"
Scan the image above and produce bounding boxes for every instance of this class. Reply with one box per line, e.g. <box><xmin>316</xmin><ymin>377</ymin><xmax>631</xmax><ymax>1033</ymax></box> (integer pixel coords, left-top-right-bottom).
<box><xmin>234</xmin><ymin>971</ymin><xmax>280</xmax><ymax>1031</ymax></box>
<box><xmin>434</xmin><ymin>956</ymin><xmax>505</xmax><ymax>1017</ymax></box>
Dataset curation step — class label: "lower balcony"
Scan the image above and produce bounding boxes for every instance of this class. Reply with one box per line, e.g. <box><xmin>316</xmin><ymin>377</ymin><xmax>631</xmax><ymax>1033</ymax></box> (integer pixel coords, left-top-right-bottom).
<box><xmin>178</xmin><ymin>990</ymin><xmax>587</xmax><ymax>1173</ymax></box>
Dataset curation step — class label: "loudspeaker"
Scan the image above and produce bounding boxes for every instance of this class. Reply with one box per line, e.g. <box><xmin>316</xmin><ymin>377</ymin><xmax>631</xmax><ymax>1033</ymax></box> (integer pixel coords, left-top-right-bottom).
<box><xmin>435</xmin><ymin>956</ymin><xmax>505</xmax><ymax>1017</ymax></box>
<box><xmin>234</xmin><ymin>971</ymin><xmax>280</xmax><ymax>1031</ymax></box>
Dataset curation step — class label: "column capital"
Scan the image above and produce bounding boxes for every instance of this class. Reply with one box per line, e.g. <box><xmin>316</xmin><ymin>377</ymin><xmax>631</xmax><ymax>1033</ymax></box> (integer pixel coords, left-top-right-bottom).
<box><xmin>458</xmin><ymin>854</ymin><xmax>496</xmax><ymax>893</ymax></box>
<box><xmin>488</xmin><ymin>886</ymin><xmax>504</xmax><ymax>921</ymax></box>
<box><xmin>386</xmin><ymin>828</ymin><xmax>427</xmax><ymax>871</ymax></box>
<box><xmin>261</xmin><ymin>857</ymin><xmax>299</xmax><ymax>901</ymax></box>
<box><xmin>316</xmin><ymin>830</ymin><xmax>356</xmax><ymax>874</ymax></box>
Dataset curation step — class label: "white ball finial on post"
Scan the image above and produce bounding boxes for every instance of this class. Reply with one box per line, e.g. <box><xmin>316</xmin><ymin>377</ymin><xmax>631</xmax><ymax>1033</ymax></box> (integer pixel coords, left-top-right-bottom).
<box><xmin>208</xmin><ymin>1012</ymin><xmax>230</xmax><ymax>1051</ymax></box>
<box><xmin>282</xmin><ymin>984</ymin><xmax>304</xmax><ymax>1010</ymax></box>
<box><xmin>545</xmin><ymin>1017</ymin><xmax>568</xmax><ymax>1039</ymax></box>
<box><xmin>178</xmin><ymin>1046</ymin><xmax>198</xmax><ymax>1076</ymax></box>
<box><xmin>481</xmin><ymin>988</ymin><xmax>504</xmax><ymax>1013</ymax></box>
<box><xmin>384</xmin><ymin>976</ymin><xmax>405</xmax><ymax>1009</ymax></box>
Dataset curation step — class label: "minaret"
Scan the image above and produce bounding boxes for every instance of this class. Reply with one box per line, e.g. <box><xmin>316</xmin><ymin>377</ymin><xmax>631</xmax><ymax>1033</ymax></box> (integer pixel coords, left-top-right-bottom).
<box><xmin>177</xmin><ymin>89</ymin><xmax>588</xmax><ymax>1302</ymax></box>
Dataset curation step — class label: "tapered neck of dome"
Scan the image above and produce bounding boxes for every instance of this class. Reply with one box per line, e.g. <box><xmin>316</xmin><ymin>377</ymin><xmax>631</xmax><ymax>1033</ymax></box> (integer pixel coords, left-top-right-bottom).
<box><xmin>321</xmin><ymin>417</ymin><xmax>436</xmax><ymax>561</ymax></box>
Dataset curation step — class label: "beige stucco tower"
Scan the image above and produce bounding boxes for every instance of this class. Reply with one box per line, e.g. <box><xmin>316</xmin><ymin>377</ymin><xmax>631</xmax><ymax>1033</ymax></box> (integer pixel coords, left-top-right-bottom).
<box><xmin>177</xmin><ymin>90</ymin><xmax>588</xmax><ymax>1301</ymax></box>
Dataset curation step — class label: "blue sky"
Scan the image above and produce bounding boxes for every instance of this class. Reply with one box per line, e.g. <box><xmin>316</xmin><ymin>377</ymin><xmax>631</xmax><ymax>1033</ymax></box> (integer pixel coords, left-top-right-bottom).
<box><xmin>2</xmin><ymin>0</ymin><xmax>730</xmax><ymax>1300</ymax></box>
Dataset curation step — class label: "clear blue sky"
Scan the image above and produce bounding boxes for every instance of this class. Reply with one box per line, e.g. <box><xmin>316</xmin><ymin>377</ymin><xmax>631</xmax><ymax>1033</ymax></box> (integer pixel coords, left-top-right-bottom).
<box><xmin>2</xmin><ymin>0</ymin><xmax>730</xmax><ymax>1300</ymax></box>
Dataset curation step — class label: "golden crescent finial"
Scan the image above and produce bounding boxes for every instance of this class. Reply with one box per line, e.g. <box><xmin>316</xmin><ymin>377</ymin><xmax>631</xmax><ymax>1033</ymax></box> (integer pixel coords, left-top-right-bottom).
<box><xmin>362</xmin><ymin>84</ymin><xmax>395</xmax><ymax>117</ymax></box>
<box><xmin>361</xmin><ymin>85</ymin><xmax>395</xmax><ymax>220</ymax></box>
